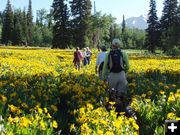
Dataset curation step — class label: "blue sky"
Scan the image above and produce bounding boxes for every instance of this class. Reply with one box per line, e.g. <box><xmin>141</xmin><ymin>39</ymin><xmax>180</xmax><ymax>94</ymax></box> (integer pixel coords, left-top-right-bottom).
<box><xmin>0</xmin><ymin>0</ymin><xmax>165</xmax><ymax>23</ymax></box>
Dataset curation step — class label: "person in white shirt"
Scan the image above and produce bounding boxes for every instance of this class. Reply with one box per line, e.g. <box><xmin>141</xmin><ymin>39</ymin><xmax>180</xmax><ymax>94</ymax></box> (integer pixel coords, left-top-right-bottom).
<box><xmin>95</xmin><ymin>46</ymin><xmax>107</xmax><ymax>80</ymax></box>
<box><xmin>86</xmin><ymin>47</ymin><xmax>92</xmax><ymax>64</ymax></box>
<box><xmin>82</xmin><ymin>48</ymin><xmax>88</xmax><ymax>66</ymax></box>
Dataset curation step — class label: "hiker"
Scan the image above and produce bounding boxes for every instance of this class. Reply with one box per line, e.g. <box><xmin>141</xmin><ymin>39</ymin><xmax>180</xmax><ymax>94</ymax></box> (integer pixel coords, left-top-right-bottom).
<box><xmin>82</xmin><ymin>48</ymin><xmax>88</xmax><ymax>66</ymax></box>
<box><xmin>95</xmin><ymin>45</ymin><xmax>107</xmax><ymax>80</ymax></box>
<box><xmin>73</xmin><ymin>47</ymin><xmax>82</xmax><ymax>70</ymax></box>
<box><xmin>86</xmin><ymin>47</ymin><xmax>92</xmax><ymax>65</ymax></box>
<box><xmin>102</xmin><ymin>38</ymin><xmax>129</xmax><ymax>96</ymax></box>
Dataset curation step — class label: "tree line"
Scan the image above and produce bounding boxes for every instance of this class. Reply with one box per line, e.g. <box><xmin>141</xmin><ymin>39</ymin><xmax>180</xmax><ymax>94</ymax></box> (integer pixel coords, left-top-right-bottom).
<box><xmin>0</xmin><ymin>0</ymin><xmax>52</xmax><ymax>47</ymax></box>
<box><xmin>0</xmin><ymin>0</ymin><xmax>146</xmax><ymax>49</ymax></box>
<box><xmin>0</xmin><ymin>0</ymin><xmax>179</xmax><ymax>54</ymax></box>
<box><xmin>145</xmin><ymin>0</ymin><xmax>180</xmax><ymax>54</ymax></box>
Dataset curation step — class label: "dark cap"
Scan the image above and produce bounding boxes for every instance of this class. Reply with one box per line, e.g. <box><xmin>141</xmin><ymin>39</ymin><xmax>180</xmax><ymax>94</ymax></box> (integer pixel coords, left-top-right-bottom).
<box><xmin>101</xmin><ymin>46</ymin><xmax>106</xmax><ymax>51</ymax></box>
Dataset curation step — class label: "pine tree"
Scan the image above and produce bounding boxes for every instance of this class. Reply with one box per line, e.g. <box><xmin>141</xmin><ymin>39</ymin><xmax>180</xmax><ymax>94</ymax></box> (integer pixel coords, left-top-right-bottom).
<box><xmin>145</xmin><ymin>0</ymin><xmax>160</xmax><ymax>53</ymax></box>
<box><xmin>70</xmin><ymin>0</ymin><xmax>92</xmax><ymax>48</ymax></box>
<box><xmin>109</xmin><ymin>25</ymin><xmax>113</xmax><ymax>43</ymax></box>
<box><xmin>175</xmin><ymin>4</ymin><xmax>180</xmax><ymax>46</ymax></box>
<box><xmin>160</xmin><ymin>0</ymin><xmax>178</xmax><ymax>52</ymax></box>
<box><xmin>22</xmin><ymin>8</ymin><xmax>28</xmax><ymax>44</ymax></box>
<box><xmin>12</xmin><ymin>9</ymin><xmax>23</xmax><ymax>45</ymax></box>
<box><xmin>27</xmin><ymin>0</ymin><xmax>33</xmax><ymax>45</ymax></box>
<box><xmin>0</xmin><ymin>11</ymin><xmax>3</xmax><ymax>25</ymax></box>
<box><xmin>177</xmin><ymin>4</ymin><xmax>180</xmax><ymax>45</ymax></box>
<box><xmin>122</xmin><ymin>15</ymin><xmax>126</xmax><ymax>33</ymax></box>
<box><xmin>52</xmin><ymin>0</ymin><xmax>70</xmax><ymax>49</ymax></box>
<box><xmin>121</xmin><ymin>15</ymin><xmax>128</xmax><ymax>48</ymax></box>
<box><xmin>1</xmin><ymin>0</ymin><xmax>14</xmax><ymax>45</ymax></box>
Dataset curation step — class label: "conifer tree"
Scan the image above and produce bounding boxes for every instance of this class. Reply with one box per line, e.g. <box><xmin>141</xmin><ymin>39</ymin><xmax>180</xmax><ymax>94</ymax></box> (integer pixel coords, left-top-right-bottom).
<box><xmin>22</xmin><ymin>8</ymin><xmax>28</xmax><ymax>44</ymax></box>
<box><xmin>0</xmin><ymin>11</ymin><xmax>3</xmax><ymax>25</ymax></box>
<box><xmin>145</xmin><ymin>0</ymin><xmax>160</xmax><ymax>53</ymax></box>
<box><xmin>12</xmin><ymin>9</ymin><xmax>23</xmax><ymax>45</ymax></box>
<box><xmin>1</xmin><ymin>0</ymin><xmax>14</xmax><ymax>45</ymax></box>
<box><xmin>122</xmin><ymin>15</ymin><xmax>126</xmax><ymax>33</ymax></box>
<box><xmin>52</xmin><ymin>0</ymin><xmax>70</xmax><ymax>48</ymax></box>
<box><xmin>160</xmin><ymin>0</ymin><xmax>178</xmax><ymax>52</ymax></box>
<box><xmin>70</xmin><ymin>0</ymin><xmax>92</xmax><ymax>48</ymax></box>
<box><xmin>109</xmin><ymin>25</ymin><xmax>113</xmax><ymax>43</ymax></box>
<box><xmin>177</xmin><ymin>4</ymin><xmax>180</xmax><ymax>45</ymax></box>
<box><xmin>121</xmin><ymin>15</ymin><xmax>128</xmax><ymax>48</ymax></box>
<box><xmin>27</xmin><ymin>0</ymin><xmax>33</xmax><ymax>45</ymax></box>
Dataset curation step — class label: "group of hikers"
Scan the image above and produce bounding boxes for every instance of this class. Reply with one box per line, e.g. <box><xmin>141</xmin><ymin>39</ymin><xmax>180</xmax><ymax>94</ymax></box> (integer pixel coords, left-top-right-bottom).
<box><xmin>73</xmin><ymin>47</ymin><xmax>92</xmax><ymax>70</ymax></box>
<box><xmin>73</xmin><ymin>38</ymin><xmax>129</xmax><ymax>95</ymax></box>
<box><xmin>73</xmin><ymin>38</ymin><xmax>137</xmax><ymax>118</ymax></box>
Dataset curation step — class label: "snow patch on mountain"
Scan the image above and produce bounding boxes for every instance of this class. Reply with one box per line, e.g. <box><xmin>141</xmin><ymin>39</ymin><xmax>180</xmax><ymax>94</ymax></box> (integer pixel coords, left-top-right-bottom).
<box><xmin>125</xmin><ymin>15</ymin><xmax>148</xmax><ymax>30</ymax></box>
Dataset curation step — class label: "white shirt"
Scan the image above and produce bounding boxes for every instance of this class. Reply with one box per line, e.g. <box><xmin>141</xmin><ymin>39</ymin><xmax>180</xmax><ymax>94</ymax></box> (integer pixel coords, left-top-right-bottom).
<box><xmin>96</xmin><ymin>52</ymin><xmax>107</xmax><ymax>65</ymax></box>
<box><xmin>82</xmin><ymin>52</ymin><xmax>87</xmax><ymax>58</ymax></box>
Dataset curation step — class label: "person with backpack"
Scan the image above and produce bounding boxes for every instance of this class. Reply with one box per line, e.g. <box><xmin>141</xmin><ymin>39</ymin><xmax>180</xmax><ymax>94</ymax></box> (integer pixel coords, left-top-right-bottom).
<box><xmin>95</xmin><ymin>45</ymin><xmax>107</xmax><ymax>80</ymax></box>
<box><xmin>86</xmin><ymin>47</ymin><xmax>92</xmax><ymax>65</ymax></box>
<box><xmin>102</xmin><ymin>38</ymin><xmax>129</xmax><ymax>95</ymax></box>
<box><xmin>73</xmin><ymin>47</ymin><xmax>83</xmax><ymax>70</ymax></box>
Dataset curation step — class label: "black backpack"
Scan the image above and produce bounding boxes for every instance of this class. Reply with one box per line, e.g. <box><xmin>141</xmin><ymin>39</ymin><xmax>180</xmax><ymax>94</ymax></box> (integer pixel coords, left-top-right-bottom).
<box><xmin>108</xmin><ymin>49</ymin><xmax>124</xmax><ymax>73</ymax></box>
<box><xmin>98</xmin><ymin>61</ymin><xmax>104</xmax><ymax>73</ymax></box>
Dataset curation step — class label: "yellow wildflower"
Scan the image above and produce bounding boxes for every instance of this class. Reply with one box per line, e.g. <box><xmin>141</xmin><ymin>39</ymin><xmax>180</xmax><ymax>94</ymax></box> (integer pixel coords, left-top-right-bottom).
<box><xmin>8</xmin><ymin>116</ymin><xmax>13</xmax><ymax>123</ymax></box>
<box><xmin>7</xmin><ymin>132</ymin><xmax>14</xmax><ymax>135</ymax></box>
<box><xmin>97</xmin><ymin>130</ymin><xmax>104</xmax><ymax>135</ymax></box>
<box><xmin>13</xmin><ymin>116</ymin><xmax>19</xmax><ymax>123</ymax></box>
<box><xmin>141</xmin><ymin>94</ymin><xmax>146</xmax><ymax>98</ymax></box>
<box><xmin>8</xmin><ymin>104</ymin><xmax>18</xmax><ymax>113</ymax></box>
<box><xmin>40</xmin><ymin>120</ymin><xmax>46</xmax><ymax>130</ymax></box>
<box><xmin>37</xmin><ymin>108</ymin><xmax>43</xmax><ymax>114</ymax></box>
<box><xmin>86</xmin><ymin>103</ymin><xmax>94</xmax><ymax>110</ymax></box>
<box><xmin>133</xmin><ymin>122</ymin><xmax>139</xmax><ymax>130</ymax></box>
<box><xmin>168</xmin><ymin>95</ymin><xmax>175</xmax><ymax>103</ymax></box>
<box><xmin>52</xmin><ymin>120</ymin><xmax>58</xmax><ymax>128</ymax></box>
<box><xmin>164</xmin><ymin>85</ymin><xmax>169</xmax><ymax>90</ymax></box>
<box><xmin>109</xmin><ymin>101</ymin><xmax>116</xmax><ymax>105</ymax></box>
<box><xmin>159</xmin><ymin>90</ymin><xmax>165</xmax><ymax>95</ymax></box>
<box><xmin>70</xmin><ymin>124</ymin><xmax>76</xmax><ymax>132</ymax></box>
<box><xmin>47</xmin><ymin>113</ymin><xmax>52</xmax><ymax>119</ymax></box>
<box><xmin>158</xmin><ymin>82</ymin><xmax>164</xmax><ymax>86</ymax></box>
<box><xmin>0</xmin><ymin>94</ymin><xmax>7</xmax><ymax>103</ymax></box>
<box><xmin>145</xmin><ymin>98</ymin><xmax>151</xmax><ymax>103</ymax></box>
<box><xmin>167</xmin><ymin>112</ymin><xmax>176</xmax><ymax>120</ymax></box>
<box><xmin>44</xmin><ymin>107</ymin><xmax>48</xmax><ymax>113</ymax></box>
<box><xmin>104</xmin><ymin>131</ymin><xmax>114</xmax><ymax>135</ymax></box>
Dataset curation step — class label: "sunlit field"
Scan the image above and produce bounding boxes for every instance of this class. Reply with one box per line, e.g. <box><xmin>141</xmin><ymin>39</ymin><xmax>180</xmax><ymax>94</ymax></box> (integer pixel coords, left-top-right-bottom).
<box><xmin>0</xmin><ymin>47</ymin><xmax>179</xmax><ymax>135</ymax></box>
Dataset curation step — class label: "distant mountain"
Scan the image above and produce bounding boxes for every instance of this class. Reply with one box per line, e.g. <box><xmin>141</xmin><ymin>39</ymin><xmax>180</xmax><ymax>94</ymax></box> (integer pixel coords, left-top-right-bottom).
<box><xmin>125</xmin><ymin>15</ymin><xmax>148</xmax><ymax>30</ymax></box>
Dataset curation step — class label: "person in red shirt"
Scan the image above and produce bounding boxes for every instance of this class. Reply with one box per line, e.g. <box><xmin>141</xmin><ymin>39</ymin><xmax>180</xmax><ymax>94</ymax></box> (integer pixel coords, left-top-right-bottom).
<box><xmin>73</xmin><ymin>47</ymin><xmax>82</xmax><ymax>70</ymax></box>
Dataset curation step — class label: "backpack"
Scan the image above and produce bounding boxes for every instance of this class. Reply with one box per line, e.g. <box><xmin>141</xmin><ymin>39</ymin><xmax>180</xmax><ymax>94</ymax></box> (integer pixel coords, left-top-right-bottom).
<box><xmin>98</xmin><ymin>61</ymin><xmax>104</xmax><ymax>73</ymax></box>
<box><xmin>86</xmin><ymin>51</ymin><xmax>92</xmax><ymax>59</ymax></box>
<box><xmin>108</xmin><ymin>49</ymin><xmax>124</xmax><ymax>73</ymax></box>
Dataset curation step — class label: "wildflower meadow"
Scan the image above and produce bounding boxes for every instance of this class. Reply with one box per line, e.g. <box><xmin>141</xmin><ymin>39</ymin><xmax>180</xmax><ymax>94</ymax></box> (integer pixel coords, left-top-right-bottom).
<box><xmin>0</xmin><ymin>47</ymin><xmax>179</xmax><ymax>135</ymax></box>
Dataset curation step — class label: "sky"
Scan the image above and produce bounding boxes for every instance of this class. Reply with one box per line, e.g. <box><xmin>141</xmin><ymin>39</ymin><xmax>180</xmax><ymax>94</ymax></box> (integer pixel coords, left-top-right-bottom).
<box><xmin>0</xmin><ymin>0</ymin><xmax>166</xmax><ymax>23</ymax></box>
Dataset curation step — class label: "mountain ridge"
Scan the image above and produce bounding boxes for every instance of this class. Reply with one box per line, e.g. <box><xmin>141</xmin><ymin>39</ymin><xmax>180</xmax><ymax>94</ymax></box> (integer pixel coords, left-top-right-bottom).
<box><xmin>123</xmin><ymin>15</ymin><xmax>148</xmax><ymax>30</ymax></box>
